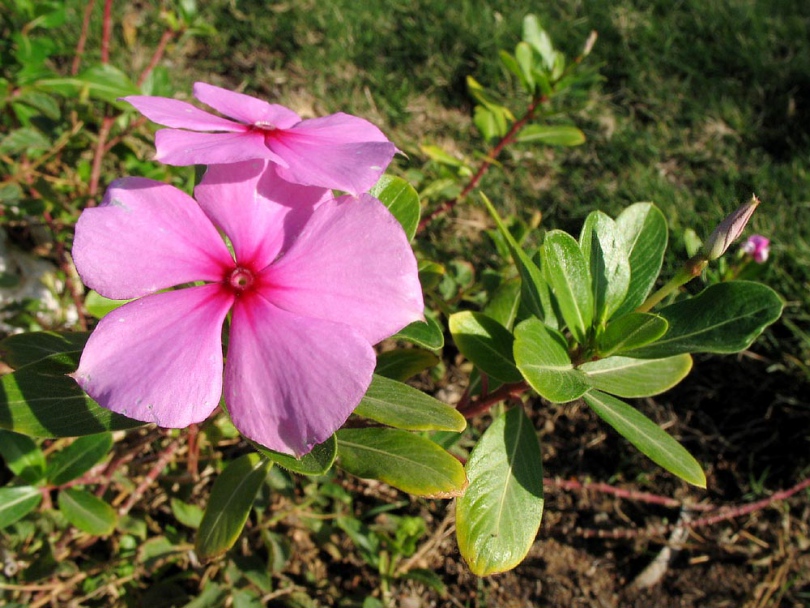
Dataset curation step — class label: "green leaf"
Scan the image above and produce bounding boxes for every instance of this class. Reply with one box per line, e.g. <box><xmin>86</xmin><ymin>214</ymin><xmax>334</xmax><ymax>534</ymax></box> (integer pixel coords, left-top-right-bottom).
<box><xmin>253</xmin><ymin>435</ymin><xmax>337</xmax><ymax>476</ymax></box>
<box><xmin>353</xmin><ymin>375</ymin><xmax>466</xmax><ymax>432</ymax></box>
<box><xmin>499</xmin><ymin>50</ymin><xmax>532</xmax><ymax>93</ymax></box>
<box><xmin>393</xmin><ymin>312</ymin><xmax>444</xmax><ymax>350</ymax></box>
<box><xmin>36</xmin><ymin>64</ymin><xmax>140</xmax><ymax>105</ymax></box>
<box><xmin>84</xmin><ymin>291</ymin><xmax>129</xmax><ymax>319</ymax></box>
<box><xmin>579</xmin><ymin>354</ymin><xmax>692</xmax><ymax>397</ymax></box>
<box><xmin>46</xmin><ymin>433</ymin><xmax>113</xmax><ymax>485</ymax></box>
<box><xmin>0</xmin><ymin>331</ymin><xmax>88</xmax><ymax>369</ymax></box>
<box><xmin>583</xmin><ymin>390</ymin><xmax>706</xmax><ymax>487</ymax></box>
<box><xmin>456</xmin><ymin>406</ymin><xmax>544</xmax><ymax>576</ymax></box>
<box><xmin>514</xmin><ymin>42</ymin><xmax>536</xmax><ymax>93</ymax></box>
<box><xmin>613</xmin><ymin>203</ymin><xmax>668</xmax><ymax>317</ymax></box>
<box><xmin>514</xmin><ymin>318</ymin><xmax>590</xmax><ymax>403</ymax></box>
<box><xmin>418</xmin><ymin>260</ymin><xmax>445</xmax><ymax>291</ymax></box>
<box><xmin>13</xmin><ymin>90</ymin><xmax>61</xmax><ymax>120</ymax></box>
<box><xmin>579</xmin><ymin>211</ymin><xmax>631</xmax><ymax>326</ymax></box>
<box><xmin>480</xmin><ymin>193</ymin><xmax>556</xmax><ymax>326</ymax></box>
<box><xmin>474</xmin><ymin>105</ymin><xmax>509</xmax><ymax>141</ymax></box>
<box><xmin>0</xmin><ymin>357</ymin><xmax>143</xmax><ymax>437</ymax></box>
<box><xmin>369</xmin><ymin>175</ymin><xmax>421</xmax><ymax>241</ymax></box>
<box><xmin>522</xmin><ymin>14</ymin><xmax>555</xmax><ymax>70</ymax></box>
<box><xmin>516</xmin><ymin>124</ymin><xmax>585</xmax><ymax>147</ymax></box>
<box><xmin>449</xmin><ymin>311</ymin><xmax>522</xmax><ymax>383</ymax></box>
<box><xmin>483</xmin><ymin>277</ymin><xmax>522</xmax><ymax>330</ymax></box>
<box><xmin>196</xmin><ymin>453</ymin><xmax>270</xmax><ymax>559</ymax></box>
<box><xmin>336</xmin><ymin>428</ymin><xmax>467</xmax><ymax>498</ymax></box>
<box><xmin>375</xmin><ymin>349</ymin><xmax>439</xmax><ymax>381</ymax></box>
<box><xmin>0</xmin><ymin>430</ymin><xmax>46</xmax><ymax>483</ymax></box>
<box><xmin>596</xmin><ymin>313</ymin><xmax>668</xmax><ymax>357</ymax></box>
<box><xmin>625</xmin><ymin>282</ymin><xmax>784</xmax><ymax>358</ymax></box>
<box><xmin>170</xmin><ymin>498</ymin><xmax>204</xmax><ymax>529</ymax></box>
<box><xmin>58</xmin><ymin>488</ymin><xmax>117</xmax><ymax>536</ymax></box>
<box><xmin>0</xmin><ymin>486</ymin><xmax>42</xmax><ymax>529</ymax></box>
<box><xmin>0</xmin><ymin>127</ymin><xmax>51</xmax><ymax>156</ymax></box>
<box><xmin>541</xmin><ymin>230</ymin><xmax>593</xmax><ymax>344</ymax></box>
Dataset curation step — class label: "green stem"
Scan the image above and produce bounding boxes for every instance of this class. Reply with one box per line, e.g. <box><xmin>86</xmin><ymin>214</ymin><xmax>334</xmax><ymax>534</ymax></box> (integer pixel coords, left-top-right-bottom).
<box><xmin>636</xmin><ymin>256</ymin><xmax>707</xmax><ymax>313</ymax></box>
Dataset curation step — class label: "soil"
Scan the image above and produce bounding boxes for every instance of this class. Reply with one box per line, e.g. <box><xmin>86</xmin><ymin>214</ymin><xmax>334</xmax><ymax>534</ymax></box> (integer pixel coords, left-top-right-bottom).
<box><xmin>274</xmin><ymin>354</ymin><xmax>810</xmax><ymax>608</ymax></box>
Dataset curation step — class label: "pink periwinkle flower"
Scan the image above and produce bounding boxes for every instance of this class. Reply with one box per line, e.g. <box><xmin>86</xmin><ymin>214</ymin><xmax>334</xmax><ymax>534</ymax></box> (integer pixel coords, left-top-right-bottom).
<box><xmin>122</xmin><ymin>83</ymin><xmax>397</xmax><ymax>196</ymax></box>
<box><xmin>71</xmin><ymin>160</ymin><xmax>424</xmax><ymax>456</ymax></box>
<box><xmin>741</xmin><ymin>234</ymin><xmax>770</xmax><ymax>263</ymax></box>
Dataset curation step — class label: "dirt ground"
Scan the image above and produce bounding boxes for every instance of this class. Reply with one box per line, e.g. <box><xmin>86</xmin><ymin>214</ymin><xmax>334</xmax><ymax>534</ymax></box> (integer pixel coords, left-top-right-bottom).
<box><xmin>275</xmin><ymin>354</ymin><xmax>810</xmax><ymax>608</ymax></box>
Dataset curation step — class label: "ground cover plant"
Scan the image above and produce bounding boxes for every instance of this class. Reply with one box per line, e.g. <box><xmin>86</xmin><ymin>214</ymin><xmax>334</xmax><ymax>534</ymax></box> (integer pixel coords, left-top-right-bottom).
<box><xmin>1</xmin><ymin>1</ymin><xmax>809</xmax><ymax>606</ymax></box>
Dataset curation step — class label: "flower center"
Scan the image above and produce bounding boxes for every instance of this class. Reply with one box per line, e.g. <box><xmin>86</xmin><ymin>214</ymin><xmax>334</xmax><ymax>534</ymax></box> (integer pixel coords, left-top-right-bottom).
<box><xmin>252</xmin><ymin>120</ymin><xmax>277</xmax><ymax>131</ymax></box>
<box><xmin>227</xmin><ymin>267</ymin><xmax>255</xmax><ymax>294</ymax></box>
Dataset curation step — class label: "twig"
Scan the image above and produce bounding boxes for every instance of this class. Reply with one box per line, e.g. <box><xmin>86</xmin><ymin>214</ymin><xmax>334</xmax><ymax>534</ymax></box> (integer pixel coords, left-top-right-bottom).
<box><xmin>576</xmin><ymin>475</ymin><xmax>810</xmax><ymax>540</ymax></box>
<box><xmin>630</xmin><ymin>506</ymin><xmax>693</xmax><ymax>589</ymax></box>
<box><xmin>71</xmin><ymin>0</ymin><xmax>96</xmax><ymax>75</ymax></box>
<box><xmin>88</xmin><ymin>113</ymin><xmax>115</xmax><ymax>204</ymax></box>
<box><xmin>137</xmin><ymin>28</ymin><xmax>176</xmax><ymax>87</ymax></box>
<box><xmin>100</xmin><ymin>0</ymin><xmax>113</xmax><ymax>65</ymax></box>
<box><xmin>546</xmin><ymin>477</ymin><xmax>714</xmax><ymax>512</ymax></box>
<box><xmin>118</xmin><ymin>434</ymin><xmax>184</xmax><ymax>516</ymax></box>
<box><xmin>417</xmin><ymin>95</ymin><xmax>546</xmax><ymax>232</ymax></box>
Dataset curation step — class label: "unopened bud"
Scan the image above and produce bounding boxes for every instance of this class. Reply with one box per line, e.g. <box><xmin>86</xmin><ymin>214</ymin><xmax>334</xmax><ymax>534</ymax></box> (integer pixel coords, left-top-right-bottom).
<box><xmin>702</xmin><ymin>195</ymin><xmax>760</xmax><ymax>261</ymax></box>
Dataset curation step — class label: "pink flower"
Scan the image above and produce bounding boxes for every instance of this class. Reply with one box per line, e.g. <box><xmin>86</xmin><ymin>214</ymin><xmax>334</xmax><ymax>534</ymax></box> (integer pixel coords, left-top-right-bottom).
<box><xmin>122</xmin><ymin>83</ymin><xmax>397</xmax><ymax>196</ymax></box>
<box><xmin>741</xmin><ymin>234</ymin><xmax>770</xmax><ymax>263</ymax></box>
<box><xmin>71</xmin><ymin>160</ymin><xmax>424</xmax><ymax>456</ymax></box>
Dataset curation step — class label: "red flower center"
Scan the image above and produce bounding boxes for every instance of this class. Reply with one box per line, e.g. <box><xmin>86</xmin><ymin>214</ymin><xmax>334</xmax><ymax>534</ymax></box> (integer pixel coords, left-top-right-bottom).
<box><xmin>227</xmin><ymin>267</ymin><xmax>255</xmax><ymax>294</ymax></box>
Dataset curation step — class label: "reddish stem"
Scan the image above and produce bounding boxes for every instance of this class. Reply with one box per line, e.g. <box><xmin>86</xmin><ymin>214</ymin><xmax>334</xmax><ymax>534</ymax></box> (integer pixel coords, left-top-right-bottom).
<box><xmin>100</xmin><ymin>0</ymin><xmax>113</xmax><ymax>65</ymax></box>
<box><xmin>137</xmin><ymin>28</ymin><xmax>176</xmax><ymax>87</ymax></box>
<box><xmin>576</xmin><ymin>475</ymin><xmax>810</xmax><ymax>540</ymax></box>
<box><xmin>417</xmin><ymin>95</ymin><xmax>547</xmax><ymax>232</ymax></box>
<box><xmin>88</xmin><ymin>113</ymin><xmax>115</xmax><ymax>204</ymax></box>
<box><xmin>119</xmin><ymin>435</ymin><xmax>183</xmax><ymax>516</ymax></box>
<box><xmin>41</xmin><ymin>210</ymin><xmax>89</xmax><ymax>331</ymax></box>
<box><xmin>456</xmin><ymin>380</ymin><xmax>529</xmax><ymax>419</ymax></box>
<box><xmin>71</xmin><ymin>0</ymin><xmax>96</xmax><ymax>75</ymax></box>
<box><xmin>547</xmin><ymin>477</ymin><xmax>714</xmax><ymax>511</ymax></box>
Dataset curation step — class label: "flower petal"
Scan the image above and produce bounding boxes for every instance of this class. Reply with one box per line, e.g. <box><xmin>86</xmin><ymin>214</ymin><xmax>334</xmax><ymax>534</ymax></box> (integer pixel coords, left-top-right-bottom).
<box><xmin>195</xmin><ymin>161</ymin><xmax>330</xmax><ymax>269</ymax></box>
<box><xmin>225</xmin><ymin>294</ymin><xmax>375</xmax><ymax>456</ymax></box>
<box><xmin>193</xmin><ymin>82</ymin><xmax>301</xmax><ymax>128</ymax></box>
<box><xmin>153</xmin><ymin>129</ymin><xmax>284</xmax><ymax>166</ymax></box>
<box><xmin>121</xmin><ymin>96</ymin><xmax>246</xmax><ymax>131</ymax></box>
<box><xmin>262</xmin><ymin>194</ymin><xmax>424</xmax><ymax>344</ymax></box>
<box><xmin>73</xmin><ymin>285</ymin><xmax>233</xmax><ymax>428</ymax></box>
<box><xmin>73</xmin><ymin>178</ymin><xmax>233</xmax><ymax>300</ymax></box>
<box><xmin>269</xmin><ymin>113</ymin><xmax>397</xmax><ymax>195</ymax></box>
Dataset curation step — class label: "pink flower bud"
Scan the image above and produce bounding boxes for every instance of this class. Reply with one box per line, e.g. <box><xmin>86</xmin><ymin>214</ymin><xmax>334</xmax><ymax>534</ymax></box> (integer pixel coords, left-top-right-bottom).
<box><xmin>741</xmin><ymin>234</ymin><xmax>770</xmax><ymax>263</ymax></box>
<box><xmin>702</xmin><ymin>195</ymin><xmax>760</xmax><ymax>261</ymax></box>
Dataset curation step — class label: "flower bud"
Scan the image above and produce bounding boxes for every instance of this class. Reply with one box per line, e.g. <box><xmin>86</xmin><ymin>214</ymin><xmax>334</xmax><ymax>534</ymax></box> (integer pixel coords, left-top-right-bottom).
<box><xmin>702</xmin><ymin>195</ymin><xmax>760</xmax><ymax>261</ymax></box>
<box><xmin>741</xmin><ymin>234</ymin><xmax>770</xmax><ymax>263</ymax></box>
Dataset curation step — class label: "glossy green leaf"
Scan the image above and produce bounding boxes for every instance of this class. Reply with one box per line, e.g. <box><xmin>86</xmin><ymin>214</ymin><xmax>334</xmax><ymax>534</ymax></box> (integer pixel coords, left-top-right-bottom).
<box><xmin>579</xmin><ymin>211</ymin><xmax>631</xmax><ymax>325</ymax></box>
<box><xmin>456</xmin><ymin>406</ymin><xmax>544</xmax><ymax>576</ymax></box>
<box><xmin>171</xmin><ymin>498</ymin><xmax>204</xmax><ymax>529</ymax></box>
<box><xmin>579</xmin><ymin>354</ymin><xmax>692</xmax><ymax>397</ymax></box>
<box><xmin>253</xmin><ymin>435</ymin><xmax>337</xmax><ymax>476</ymax></box>
<box><xmin>514</xmin><ymin>318</ymin><xmax>590</xmax><ymax>403</ymax></box>
<box><xmin>47</xmin><ymin>433</ymin><xmax>113</xmax><ymax>485</ymax></box>
<box><xmin>625</xmin><ymin>282</ymin><xmax>784</xmax><ymax>358</ymax></box>
<box><xmin>542</xmin><ymin>230</ymin><xmax>593</xmax><ymax>344</ymax></box>
<box><xmin>480</xmin><ymin>193</ymin><xmax>556</xmax><ymax>326</ymax></box>
<box><xmin>84</xmin><ymin>291</ymin><xmax>129</xmax><ymax>319</ymax></box>
<box><xmin>516</xmin><ymin>124</ymin><xmax>585</xmax><ymax>147</ymax></box>
<box><xmin>0</xmin><ymin>330</ymin><xmax>88</xmax><ymax>370</ymax></box>
<box><xmin>0</xmin><ymin>486</ymin><xmax>42</xmax><ymax>529</ymax></box>
<box><xmin>36</xmin><ymin>64</ymin><xmax>140</xmax><ymax>104</ymax></box>
<box><xmin>0</xmin><ymin>357</ymin><xmax>142</xmax><ymax>437</ymax></box>
<box><xmin>523</xmin><ymin>14</ymin><xmax>555</xmax><ymax>70</ymax></box>
<box><xmin>0</xmin><ymin>430</ymin><xmax>46</xmax><ymax>483</ymax></box>
<box><xmin>369</xmin><ymin>175</ymin><xmax>421</xmax><ymax>241</ymax></box>
<box><xmin>596</xmin><ymin>313</ymin><xmax>668</xmax><ymax>357</ymax></box>
<box><xmin>417</xmin><ymin>260</ymin><xmax>445</xmax><ymax>291</ymax></box>
<box><xmin>336</xmin><ymin>428</ymin><xmax>467</xmax><ymax>498</ymax></box>
<box><xmin>354</xmin><ymin>375</ymin><xmax>466</xmax><ymax>432</ymax></box>
<box><xmin>613</xmin><ymin>203</ymin><xmax>668</xmax><ymax>317</ymax></box>
<box><xmin>449</xmin><ymin>311</ymin><xmax>522</xmax><ymax>383</ymax></box>
<box><xmin>583</xmin><ymin>390</ymin><xmax>706</xmax><ymax>487</ymax></box>
<box><xmin>375</xmin><ymin>349</ymin><xmax>439</xmax><ymax>381</ymax></box>
<box><xmin>483</xmin><ymin>277</ymin><xmax>522</xmax><ymax>330</ymax></box>
<box><xmin>58</xmin><ymin>488</ymin><xmax>117</xmax><ymax>536</ymax></box>
<box><xmin>196</xmin><ymin>453</ymin><xmax>270</xmax><ymax>559</ymax></box>
<box><xmin>393</xmin><ymin>312</ymin><xmax>444</xmax><ymax>350</ymax></box>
